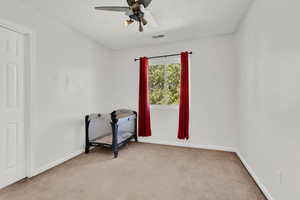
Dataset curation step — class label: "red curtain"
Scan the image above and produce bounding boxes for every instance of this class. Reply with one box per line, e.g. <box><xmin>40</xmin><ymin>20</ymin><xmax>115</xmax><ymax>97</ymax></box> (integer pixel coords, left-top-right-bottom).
<box><xmin>178</xmin><ymin>52</ymin><xmax>190</xmax><ymax>140</ymax></box>
<box><xmin>138</xmin><ymin>57</ymin><xmax>152</xmax><ymax>137</ymax></box>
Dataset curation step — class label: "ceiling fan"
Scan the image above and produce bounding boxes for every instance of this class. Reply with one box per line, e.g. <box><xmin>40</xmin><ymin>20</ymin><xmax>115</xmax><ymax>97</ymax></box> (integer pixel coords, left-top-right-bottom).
<box><xmin>95</xmin><ymin>0</ymin><xmax>154</xmax><ymax>32</ymax></box>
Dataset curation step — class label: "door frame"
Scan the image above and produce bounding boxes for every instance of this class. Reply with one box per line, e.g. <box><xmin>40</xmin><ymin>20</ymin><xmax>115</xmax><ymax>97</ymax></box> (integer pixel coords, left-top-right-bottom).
<box><xmin>0</xmin><ymin>19</ymin><xmax>36</xmax><ymax>179</ymax></box>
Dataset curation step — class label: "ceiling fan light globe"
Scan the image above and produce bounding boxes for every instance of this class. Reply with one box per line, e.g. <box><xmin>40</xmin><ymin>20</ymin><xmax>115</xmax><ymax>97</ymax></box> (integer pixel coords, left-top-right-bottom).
<box><xmin>141</xmin><ymin>18</ymin><xmax>148</xmax><ymax>26</ymax></box>
<box><xmin>124</xmin><ymin>19</ymin><xmax>134</xmax><ymax>27</ymax></box>
<box><xmin>128</xmin><ymin>19</ymin><xmax>134</xmax><ymax>24</ymax></box>
<box><xmin>124</xmin><ymin>20</ymin><xmax>130</xmax><ymax>27</ymax></box>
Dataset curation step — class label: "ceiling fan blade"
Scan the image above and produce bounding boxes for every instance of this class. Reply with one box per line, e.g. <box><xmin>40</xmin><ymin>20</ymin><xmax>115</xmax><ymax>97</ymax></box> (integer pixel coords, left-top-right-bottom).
<box><xmin>140</xmin><ymin>0</ymin><xmax>152</xmax><ymax>8</ymax></box>
<box><xmin>127</xmin><ymin>0</ymin><xmax>135</xmax><ymax>6</ymax></box>
<box><xmin>143</xmin><ymin>9</ymin><xmax>158</xmax><ymax>28</ymax></box>
<box><xmin>95</xmin><ymin>6</ymin><xmax>130</xmax><ymax>12</ymax></box>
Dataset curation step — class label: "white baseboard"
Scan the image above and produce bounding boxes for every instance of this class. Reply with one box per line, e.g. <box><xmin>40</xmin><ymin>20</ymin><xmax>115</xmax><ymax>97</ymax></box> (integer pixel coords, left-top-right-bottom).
<box><xmin>138</xmin><ymin>138</ymin><xmax>237</xmax><ymax>152</ymax></box>
<box><xmin>236</xmin><ymin>152</ymin><xmax>274</xmax><ymax>200</ymax></box>
<box><xmin>0</xmin><ymin>175</ymin><xmax>26</xmax><ymax>190</ymax></box>
<box><xmin>30</xmin><ymin>149</ymin><xmax>84</xmax><ymax>177</ymax></box>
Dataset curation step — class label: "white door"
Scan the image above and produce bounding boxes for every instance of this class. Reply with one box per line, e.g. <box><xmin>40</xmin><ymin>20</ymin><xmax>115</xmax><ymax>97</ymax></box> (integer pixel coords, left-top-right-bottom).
<box><xmin>0</xmin><ymin>26</ymin><xmax>26</xmax><ymax>188</ymax></box>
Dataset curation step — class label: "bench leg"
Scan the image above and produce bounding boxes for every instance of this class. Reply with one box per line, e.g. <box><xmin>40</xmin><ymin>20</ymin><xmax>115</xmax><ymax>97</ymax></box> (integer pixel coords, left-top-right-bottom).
<box><xmin>113</xmin><ymin>151</ymin><xmax>118</xmax><ymax>158</ymax></box>
<box><xmin>134</xmin><ymin>135</ymin><xmax>138</xmax><ymax>143</ymax></box>
<box><xmin>85</xmin><ymin>144</ymin><xmax>90</xmax><ymax>154</ymax></box>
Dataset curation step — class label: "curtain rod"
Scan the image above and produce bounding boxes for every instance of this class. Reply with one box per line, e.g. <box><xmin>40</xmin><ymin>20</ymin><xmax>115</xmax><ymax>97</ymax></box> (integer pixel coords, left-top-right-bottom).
<box><xmin>134</xmin><ymin>51</ymin><xmax>192</xmax><ymax>62</ymax></box>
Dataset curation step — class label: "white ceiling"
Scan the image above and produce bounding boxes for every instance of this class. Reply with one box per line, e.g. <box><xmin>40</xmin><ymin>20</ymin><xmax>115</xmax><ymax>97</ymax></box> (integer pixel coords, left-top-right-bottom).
<box><xmin>20</xmin><ymin>0</ymin><xmax>253</xmax><ymax>49</ymax></box>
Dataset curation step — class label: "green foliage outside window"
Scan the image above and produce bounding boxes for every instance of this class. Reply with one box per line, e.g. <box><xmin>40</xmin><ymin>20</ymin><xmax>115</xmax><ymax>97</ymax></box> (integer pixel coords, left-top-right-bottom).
<box><xmin>149</xmin><ymin>63</ymin><xmax>181</xmax><ymax>105</ymax></box>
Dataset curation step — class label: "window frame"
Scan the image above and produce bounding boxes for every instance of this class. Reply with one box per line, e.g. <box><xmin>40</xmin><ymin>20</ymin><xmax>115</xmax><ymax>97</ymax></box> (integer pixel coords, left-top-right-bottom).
<box><xmin>148</xmin><ymin>57</ymin><xmax>181</xmax><ymax>110</ymax></box>
<box><xmin>150</xmin><ymin>104</ymin><xmax>179</xmax><ymax>110</ymax></box>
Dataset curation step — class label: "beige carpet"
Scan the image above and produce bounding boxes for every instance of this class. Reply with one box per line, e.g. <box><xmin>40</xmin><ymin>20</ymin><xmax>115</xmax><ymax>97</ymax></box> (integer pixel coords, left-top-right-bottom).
<box><xmin>0</xmin><ymin>143</ymin><xmax>266</xmax><ymax>200</ymax></box>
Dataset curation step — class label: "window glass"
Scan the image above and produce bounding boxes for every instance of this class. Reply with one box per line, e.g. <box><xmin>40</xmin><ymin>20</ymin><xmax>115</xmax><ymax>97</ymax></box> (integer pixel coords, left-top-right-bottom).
<box><xmin>149</xmin><ymin>62</ymin><xmax>180</xmax><ymax>105</ymax></box>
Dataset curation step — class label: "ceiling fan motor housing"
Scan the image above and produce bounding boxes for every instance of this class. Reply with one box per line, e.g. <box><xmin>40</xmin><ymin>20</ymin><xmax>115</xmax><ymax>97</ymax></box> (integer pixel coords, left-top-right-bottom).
<box><xmin>129</xmin><ymin>12</ymin><xmax>144</xmax><ymax>21</ymax></box>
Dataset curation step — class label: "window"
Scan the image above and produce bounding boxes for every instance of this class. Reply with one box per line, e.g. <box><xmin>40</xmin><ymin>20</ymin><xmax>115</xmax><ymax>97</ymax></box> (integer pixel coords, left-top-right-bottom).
<box><xmin>148</xmin><ymin>62</ymin><xmax>181</xmax><ymax>106</ymax></box>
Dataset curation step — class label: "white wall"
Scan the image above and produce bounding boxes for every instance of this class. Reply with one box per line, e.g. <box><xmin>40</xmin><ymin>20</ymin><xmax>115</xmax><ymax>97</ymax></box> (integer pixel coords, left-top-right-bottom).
<box><xmin>236</xmin><ymin>0</ymin><xmax>300</xmax><ymax>199</ymax></box>
<box><xmin>0</xmin><ymin>0</ymin><xmax>112</xmax><ymax>175</ymax></box>
<box><xmin>110</xmin><ymin>36</ymin><xmax>239</xmax><ymax>150</ymax></box>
